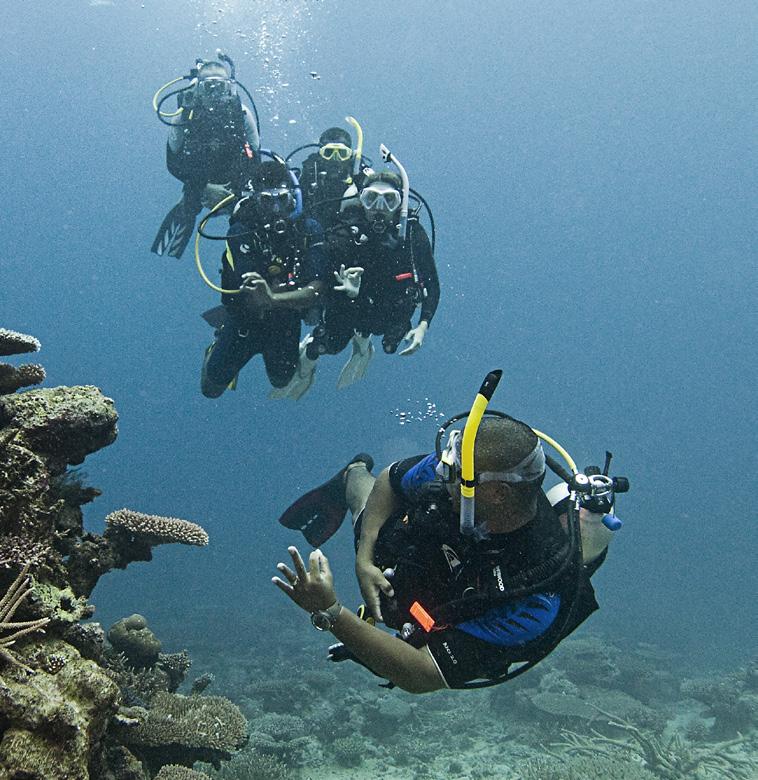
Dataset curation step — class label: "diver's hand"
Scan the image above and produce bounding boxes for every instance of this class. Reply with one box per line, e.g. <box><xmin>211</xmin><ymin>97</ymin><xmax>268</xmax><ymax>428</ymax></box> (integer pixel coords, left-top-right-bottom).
<box><xmin>273</xmin><ymin>546</ymin><xmax>337</xmax><ymax>613</ymax></box>
<box><xmin>333</xmin><ymin>265</ymin><xmax>364</xmax><ymax>299</ymax></box>
<box><xmin>240</xmin><ymin>273</ymin><xmax>275</xmax><ymax>309</ymax></box>
<box><xmin>399</xmin><ymin>321</ymin><xmax>428</xmax><ymax>356</ymax></box>
<box><xmin>355</xmin><ymin>560</ymin><xmax>394</xmax><ymax>622</ymax></box>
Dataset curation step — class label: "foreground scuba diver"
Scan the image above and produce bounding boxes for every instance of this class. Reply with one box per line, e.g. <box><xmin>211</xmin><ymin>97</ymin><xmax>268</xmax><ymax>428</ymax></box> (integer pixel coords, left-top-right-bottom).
<box><xmin>199</xmin><ymin>159</ymin><xmax>325</xmax><ymax>397</ymax></box>
<box><xmin>291</xmin><ymin>118</ymin><xmax>368</xmax><ymax>229</ymax></box>
<box><xmin>151</xmin><ymin>52</ymin><xmax>261</xmax><ymax>258</ymax></box>
<box><xmin>273</xmin><ymin>145</ymin><xmax>440</xmax><ymax>400</ymax></box>
<box><xmin>273</xmin><ymin>371</ymin><xmax>628</xmax><ymax>691</ymax></box>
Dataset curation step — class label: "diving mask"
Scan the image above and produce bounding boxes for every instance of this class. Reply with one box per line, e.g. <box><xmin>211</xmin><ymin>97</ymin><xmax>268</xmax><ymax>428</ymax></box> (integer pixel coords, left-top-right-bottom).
<box><xmin>359</xmin><ymin>185</ymin><xmax>402</xmax><ymax>214</ymax></box>
<box><xmin>196</xmin><ymin>76</ymin><xmax>233</xmax><ymax>104</ymax></box>
<box><xmin>319</xmin><ymin>143</ymin><xmax>353</xmax><ymax>162</ymax></box>
<box><xmin>255</xmin><ymin>187</ymin><xmax>295</xmax><ymax>216</ymax></box>
<box><xmin>436</xmin><ymin>430</ymin><xmax>546</xmax><ymax>485</ymax></box>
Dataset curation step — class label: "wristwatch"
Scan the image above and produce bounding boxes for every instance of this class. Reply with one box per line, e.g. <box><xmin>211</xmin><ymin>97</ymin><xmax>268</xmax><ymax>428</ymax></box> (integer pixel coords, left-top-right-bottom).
<box><xmin>310</xmin><ymin>601</ymin><xmax>343</xmax><ymax>631</ymax></box>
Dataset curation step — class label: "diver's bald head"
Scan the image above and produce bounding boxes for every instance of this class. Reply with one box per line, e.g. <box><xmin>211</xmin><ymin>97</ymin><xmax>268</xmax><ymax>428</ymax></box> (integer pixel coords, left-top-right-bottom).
<box><xmin>474</xmin><ymin>416</ymin><xmax>539</xmax><ymax>473</ymax></box>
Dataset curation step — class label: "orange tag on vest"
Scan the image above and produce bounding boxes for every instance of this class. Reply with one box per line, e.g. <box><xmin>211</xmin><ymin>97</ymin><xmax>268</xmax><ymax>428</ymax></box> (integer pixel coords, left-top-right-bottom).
<box><xmin>410</xmin><ymin>601</ymin><xmax>435</xmax><ymax>632</ymax></box>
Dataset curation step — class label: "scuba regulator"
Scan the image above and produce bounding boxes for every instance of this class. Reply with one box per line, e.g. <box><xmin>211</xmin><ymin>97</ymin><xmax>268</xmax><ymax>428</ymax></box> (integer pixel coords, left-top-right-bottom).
<box><xmin>570</xmin><ymin>455</ymin><xmax>629</xmax><ymax>531</ymax></box>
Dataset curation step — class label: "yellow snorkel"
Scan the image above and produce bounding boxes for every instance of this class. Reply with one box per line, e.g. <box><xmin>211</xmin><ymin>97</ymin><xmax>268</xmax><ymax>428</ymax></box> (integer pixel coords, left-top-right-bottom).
<box><xmin>345</xmin><ymin>115</ymin><xmax>363</xmax><ymax>177</ymax></box>
<box><xmin>451</xmin><ymin>369</ymin><xmax>579</xmax><ymax>535</ymax></box>
<box><xmin>194</xmin><ymin>194</ymin><xmax>241</xmax><ymax>295</ymax></box>
<box><xmin>459</xmin><ymin>370</ymin><xmax>503</xmax><ymax>535</ymax></box>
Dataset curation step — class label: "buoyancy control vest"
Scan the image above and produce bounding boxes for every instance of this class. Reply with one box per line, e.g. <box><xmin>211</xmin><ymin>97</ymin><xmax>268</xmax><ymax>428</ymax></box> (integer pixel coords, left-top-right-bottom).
<box><xmin>373</xmin><ymin>480</ymin><xmax>603</xmax><ymax>671</ymax></box>
<box><xmin>331</xmin><ymin>218</ymin><xmax>426</xmax><ymax>308</ymax></box>
<box><xmin>220</xmin><ymin>206</ymin><xmax>320</xmax><ymax>311</ymax></box>
<box><xmin>167</xmin><ymin>96</ymin><xmax>255</xmax><ymax>185</ymax></box>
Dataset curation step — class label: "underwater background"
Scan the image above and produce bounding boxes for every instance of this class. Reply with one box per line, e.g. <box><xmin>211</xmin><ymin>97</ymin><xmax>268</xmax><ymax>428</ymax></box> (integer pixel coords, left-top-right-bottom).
<box><xmin>1</xmin><ymin>1</ymin><xmax>756</xmax><ymax>777</ymax></box>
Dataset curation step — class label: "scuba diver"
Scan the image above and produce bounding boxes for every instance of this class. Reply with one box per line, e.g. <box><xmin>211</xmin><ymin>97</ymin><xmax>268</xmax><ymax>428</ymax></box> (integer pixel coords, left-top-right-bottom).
<box><xmin>273</xmin><ymin>371</ymin><xmax>629</xmax><ymax>691</ymax></box>
<box><xmin>151</xmin><ymin>51</ymin><xmax>261</xmax><ymax>259</ymax></box>
<box><xmin>289</xmin><ymin>117</ymin><xmax>368</xmax><ymax>229</ymax></box>
<box><xmin>272</xmin><ymin>144</ymin><xmax>440</xmax><ymax>400</ymax></box>
<box><xmin>199</xmin><ymin>158</ymin><xmax>326</xmax><ymax>397</ymax></box>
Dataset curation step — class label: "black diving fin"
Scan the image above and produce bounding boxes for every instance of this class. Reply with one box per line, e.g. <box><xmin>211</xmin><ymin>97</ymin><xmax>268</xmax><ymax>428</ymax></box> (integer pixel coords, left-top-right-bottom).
<box><xmin>201</xmin><ymin>305</ymin><xmax>229</xmax><ymax>330</ymax></box>
<box><xmin>277</xmin><ymin>454</ymin><xmax>374</xmax><ymax>546</ymax></box>
<box><xmin>151</xmin><ymin>200</ymin><xmax>197</xmax><ymax>258</ymax></box>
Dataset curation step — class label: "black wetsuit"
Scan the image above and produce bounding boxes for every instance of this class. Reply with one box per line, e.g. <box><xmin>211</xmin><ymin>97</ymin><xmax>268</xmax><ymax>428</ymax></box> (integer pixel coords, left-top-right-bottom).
<box><xmin>308</xmin><ymin>219</ymin><xmax>440</xmax><ymax>356</ymax></box>
<box><xmin>204</xmin><ymin>207</ymin><xmax>326</xmax><ymax>389</ymax></box>
<box><xmin>351</xmin><ymin>454</ymin><xmax>603</xmax><ymax>688</ymax></box>
<box><xmin>167</xmin><ymin>98</ymin><xmax>258</xmax><ymax>210</ymax></box>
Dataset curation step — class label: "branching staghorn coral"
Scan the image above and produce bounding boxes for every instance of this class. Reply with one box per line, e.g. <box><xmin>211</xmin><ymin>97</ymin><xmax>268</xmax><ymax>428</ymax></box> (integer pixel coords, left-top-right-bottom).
<box><xmin>106</xmin><ymin>509</ymin><xmax>209</xmax><ymax>547</ymax></box>
<box><xmin>550</xmin><ymin>706</ymin><xmax>755</xmax><ymax>779</ymax></box>
<box><xmin>0</xmin><ymin>328</ymin><xmax>41</xmax><ymax>356</ymax></box>
<box><xmin>0</xmin><ymin>563</ymin><xmax>51</xmax><ymax>671</ymax></box>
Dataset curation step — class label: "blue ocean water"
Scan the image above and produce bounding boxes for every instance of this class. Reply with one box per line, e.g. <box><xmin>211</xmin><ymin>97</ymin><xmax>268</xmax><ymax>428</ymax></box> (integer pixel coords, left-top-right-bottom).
<box><xmin>1</xmin><ymin>0</ymin><xmax>755</xmax><ymax>675</ymax></box>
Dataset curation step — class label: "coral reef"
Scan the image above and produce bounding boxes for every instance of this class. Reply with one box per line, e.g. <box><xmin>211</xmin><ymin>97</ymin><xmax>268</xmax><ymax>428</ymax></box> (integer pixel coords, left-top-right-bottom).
<box><xmin>212</xmin><ymin>750</ymin><xmax>289</xmax><ymax>780</ymax></box>
<box><xmin>551</xmin><ymin>707</ymin><xmax>756</xmax><ymax>779</ymax></box>
<box><xmin>246</xmin><ymin>711</ymin><xmax>316</xmax><ymax>766</ymax></box>
<box><xmin>190</xmin><ymin>672</ymin><xmax>214</xmax><ymax>696</ymax></box>
<box><xmin>0</xmin><ymin>385</ymin><xmax>118</xmax><ymax>467</ymax></box>
<box><xmin>0</xmin><ymin>362</ymin><xmax>46</xmax><ymax>394</ymax></box>
<box><xmin>109</xmin><ymin>614</ymin><xmax>163</xmax><ymax>668</ymax></box>
<box><xmin>197</xmin><ymin>624</ymin><xmax>758</xmax><ymax>780</ymax></box>
<box><xmin>681</xmin><ymin>662</ymin><xmax>758</xmax><ymax>738</ymax></box>
<box><xmin>516</xmin><ymin>755</ymin><xmax>658</xmax><ymax>779</ymax></box>
<box><xmin>0</xmin><ymin>637</ymin><xmax>120</xmax><ymax>779</ymax></box>
<box><xmin>0</xmin><ymin>328</ymin><xmax>41</xmax><ymax>356</ymax></box>
<box><xmin>115</xmin><ymin>692</ymin><xmax>248</xmax><ymax>773</ymax></box>
<box><xmin>107</xmin><ymin>509</ymin><xmax>209</xmax><ymax>548</ymax></box>
<box><xmin>0</xmin><ymin>327</ymin><xmax>243</xmax><ymax>778</ymax></box>
<box><xmin>0</xmin><ymin>563</ymin><xmax>50</xmax><ymax>670</ymax></box>
<box><xmin>155</xmin><ymin>766</ymin><xmax>212</xmax><ymax>780</ymax></box>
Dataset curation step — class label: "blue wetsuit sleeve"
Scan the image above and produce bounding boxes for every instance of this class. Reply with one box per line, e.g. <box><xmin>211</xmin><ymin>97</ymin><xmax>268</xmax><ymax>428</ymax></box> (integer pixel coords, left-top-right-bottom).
<box><xmin>388</xmin><ymin>453</ymin><xmax>440</xmax><ymax>500</ymax></box>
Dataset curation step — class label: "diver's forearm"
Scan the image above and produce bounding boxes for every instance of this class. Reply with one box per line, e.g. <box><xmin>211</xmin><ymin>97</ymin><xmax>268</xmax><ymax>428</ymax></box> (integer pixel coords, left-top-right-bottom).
<box><xmin>270</xmin><ymin>282</ymin><xmax>322</xmax><ymax>311</ymax></box>
<box><xmin>331</xmin><ymin>609</ymin><xmax>442</xmax><ymax>693</ymax></box>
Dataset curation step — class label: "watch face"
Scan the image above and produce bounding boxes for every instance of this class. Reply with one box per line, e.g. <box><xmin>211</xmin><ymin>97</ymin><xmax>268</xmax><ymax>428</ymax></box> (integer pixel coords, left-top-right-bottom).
<box><xmin>311</xmin><ymin>611</ymin><xmax>332</xmax><ymax>631</ymax></box>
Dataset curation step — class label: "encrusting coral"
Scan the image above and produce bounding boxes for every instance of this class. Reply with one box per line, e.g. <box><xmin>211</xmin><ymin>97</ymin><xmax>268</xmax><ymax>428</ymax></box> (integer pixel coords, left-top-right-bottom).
<box><xmin>108</xmin><ymin>614</ymin><xmax>163</xmax><ymax>668</ymax></box>
<box><xmin>0</xmin><ymin>636</ymin><xmax>121</xmax><ymax>779</ymax></box>
<box><xmin>0</xmin><ymin>384</ymin><xmax>119</xmax><ymax>468</ymax></box>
